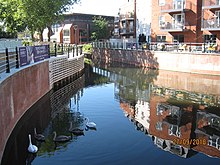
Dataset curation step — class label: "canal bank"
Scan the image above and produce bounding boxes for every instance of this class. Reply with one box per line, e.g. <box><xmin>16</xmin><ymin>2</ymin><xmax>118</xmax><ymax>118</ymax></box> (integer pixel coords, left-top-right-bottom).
<box><xmin>0</xmin><ymin>54</ymin><xmax>84</xmax><ymax>163</ymax></box>
<box><xmin>92</xmin><ymin>48</ymin><xmax>220</xmax><ymax>76</ymax></box>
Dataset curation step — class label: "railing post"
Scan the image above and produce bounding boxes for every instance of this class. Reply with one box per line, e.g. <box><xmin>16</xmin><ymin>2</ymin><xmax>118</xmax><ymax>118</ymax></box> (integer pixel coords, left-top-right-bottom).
<box><xmin>73</xmin><ymin>46</ymin><xmax>75</xmax><ymax>57</ymax></box>
<box><xmin>68</xmin><ymin>44</ymin><xmax>70</xmax><ymax>58</ymax></box>
<box><xmin>48</xmin><ymin>44</ymin><xmax>50</xmax><ymax>58</ymax></box>
<box><xmin>5</xmin><ymin>48</ymin><xmax>10</xmax><ymax>73</ymax></box>
<box><xmin>15</xmin><ymin>47</ymin><xmax>19</xmax><ymax>68</ymax></box>
<box><xmin>62</xmin><ymin>43</ymin><xmax>64</xmax><ymax>54</ymax></box>
<box><xmin>54</xmin><ymin>43</ymin><xmax>57</xmax><ymax>57</ymax></box>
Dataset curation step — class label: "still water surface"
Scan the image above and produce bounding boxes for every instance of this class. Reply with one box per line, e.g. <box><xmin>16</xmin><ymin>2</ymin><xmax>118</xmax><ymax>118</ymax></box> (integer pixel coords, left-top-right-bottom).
<box><xmin>2</xmin><ymin>64</ymin><xmax>220</xmax><ymax>165</ymax></box>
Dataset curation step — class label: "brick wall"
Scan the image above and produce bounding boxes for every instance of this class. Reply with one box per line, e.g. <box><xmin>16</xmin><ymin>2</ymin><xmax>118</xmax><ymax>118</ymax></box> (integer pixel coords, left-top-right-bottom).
<box><xmin>0</xmin><ymin>55</ymin><xmax>84</xmax><ymax>163</ymax></box>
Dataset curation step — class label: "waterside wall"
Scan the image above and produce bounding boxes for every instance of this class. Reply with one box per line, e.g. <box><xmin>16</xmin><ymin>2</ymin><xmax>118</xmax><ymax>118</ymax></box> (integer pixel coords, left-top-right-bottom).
<box><xmin>92</xmin><ymin>48</ymin><xmax>220</xmax><ymax>76</ymax></box>
<box><xmin>0</xmin><ymin>55</ymin><xmax>84</xmax><ymax>163</ymax></box>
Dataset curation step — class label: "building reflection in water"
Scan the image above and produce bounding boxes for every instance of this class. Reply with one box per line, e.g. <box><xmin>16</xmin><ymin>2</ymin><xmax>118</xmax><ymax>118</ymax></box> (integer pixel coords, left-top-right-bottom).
<box><xmin>93</xmin><ymin>64</ymin><xmax>220</xmax><ymax>159</ymax></box>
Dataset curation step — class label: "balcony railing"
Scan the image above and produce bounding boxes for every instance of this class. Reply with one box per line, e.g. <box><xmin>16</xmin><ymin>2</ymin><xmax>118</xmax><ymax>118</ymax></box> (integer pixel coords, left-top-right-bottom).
<box><xmin>120</xmin><ymin>14</ymin><xmax>134</xmax><ymax>21</ymax></box>
<box><xmin>120</xmin><ymin>28</ymin><xmax>134</xmax><ymax>35</ymax></box>
<box><xmin>202</xmin><ymin>19</ymin><xmax>220</xmax><ymax>30</ymax></box>
<box><xmin>160</xmin><ymin>0</ymin><xmax>192</xmax><ymax>13</ymax></box>
<box><xmin>160</xmin><ymin>22</ymin><xmax>185</xmax><ymax>31</ymax></box>
<box><xmin>203</xmin><ymin>0</ymin><xmax>220</xmax><ymax>9</ymax></box>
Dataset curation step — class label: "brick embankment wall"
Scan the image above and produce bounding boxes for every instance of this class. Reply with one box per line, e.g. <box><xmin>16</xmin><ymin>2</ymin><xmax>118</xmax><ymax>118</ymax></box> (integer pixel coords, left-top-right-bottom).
<box><xmin>0</xmin><ymin>54</ymin><xmax>84</xmax><ymax>163</ymax></box>
<box><xmin>92</xmin><ymin>48</ymin><xmax>220</xmax><ymax>76</ymax></box>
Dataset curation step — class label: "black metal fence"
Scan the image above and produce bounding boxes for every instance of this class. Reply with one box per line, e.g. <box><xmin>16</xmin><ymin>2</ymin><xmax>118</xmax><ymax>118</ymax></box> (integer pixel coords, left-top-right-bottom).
<box><xmin>0</xmin><ymin>43</ymin><xmax>83</xmax><ymax>75</ymax></box>
<box><xmin>92</xmin><ymin>41</ymin><xmax>218</xmax><ymax>53</ymax></box>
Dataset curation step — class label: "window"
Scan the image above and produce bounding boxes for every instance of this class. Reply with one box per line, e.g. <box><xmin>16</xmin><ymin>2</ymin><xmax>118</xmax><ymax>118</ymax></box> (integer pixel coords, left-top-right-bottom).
<box><xmin>63</xmin><ymin>30</ymin><xmax>70</xmax><ymax>36</ymax></box>
<box><xmin>156</xmin><ymin>35</ymin><xmax>166</xmax><ymax>42</ymax></box>
<box><xmin>203</xmin><ymin>34</ymin><xmax>216</xmax><ymax>44</ymax></box>
<box><xmin>52</xmin><ymin>24</ymin><xmax>60</xmax><ymax>33</ymax></box>
<box><xmin>173</xmin><ymin>0</ymin><xmax>185</xmax><ymax>9</ymax></box>
<box><xmin>159</xmin><ymin>15</ymin><xmax>165</xmax><ymax>28</ymax></box>
<box><xmin>215</xmin><ymin>11</ymin><xmax>220</xmax><ymax>26</ymax></box>
<box><xmin>129</xmin><ymin>21</ymin><xmax>134</xmax><ymax>32</ymax></box>
<box><xmin>172</xmin><ymin>14</ymin><xmax>184</xmax><ymax>28</ymax></box>
<box><xmin>159</xmin><ymin>0</ymin><xmax>165</xmax><ymax>6</ymax></box>
<box><xmin>173</xmin><ymin>35</ymin><xmax>184</xmax><ymax>43</ymax></box>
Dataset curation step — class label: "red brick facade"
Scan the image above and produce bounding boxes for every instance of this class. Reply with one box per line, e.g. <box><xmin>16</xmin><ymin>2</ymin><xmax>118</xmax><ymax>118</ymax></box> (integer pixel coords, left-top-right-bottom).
<box><xmin>151</xmin><ymin>0</ymin><xmax>220</xmax><ymax>48</ymax></box>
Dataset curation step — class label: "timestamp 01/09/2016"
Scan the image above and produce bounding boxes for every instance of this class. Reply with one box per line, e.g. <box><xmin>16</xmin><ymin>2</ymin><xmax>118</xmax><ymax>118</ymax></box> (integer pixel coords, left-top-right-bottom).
<box><xmin>173</xmin><ymin>138</ymin><xmax>207</xmax><ymax>145</ymax></box>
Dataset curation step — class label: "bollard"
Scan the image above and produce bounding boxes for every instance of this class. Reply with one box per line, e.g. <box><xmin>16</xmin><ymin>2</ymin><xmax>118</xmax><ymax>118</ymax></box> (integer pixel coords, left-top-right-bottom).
<box><xmin>15</xmin><ymin>47</ymin><xmax>19</xmax><ymax>68</ymax></box>
<box><xmin>5</xmin><ymin>48</ymin><xmax>10</xmax><ymax>73</ymax></box>
<box><xmin>54</xmin><ymin>43</ymin><xmax>57</xmax><ymax>57</ymax></box>
<box><xmin>62</xmin><ymin>43</ymin><xmax>64</xmax><ymax>54</ymax></box>
<box><xmin>68</xmin><ymin>44</ymin><xmax>70</xmax><ymax>58</ymax></box>
<box><xmin>76</xmin><ymin>46</ymin><xmax>78</xmax><ymax>56</ymax></box>
<box><xmin>48</xmin><ymin>44</ymin><xmax>50</xmax><ymax>58</ymax></box>
<box><xmin>73</xmin><ymin>46</ymin><xmax>75</xmax><ymax>57</ymax></box>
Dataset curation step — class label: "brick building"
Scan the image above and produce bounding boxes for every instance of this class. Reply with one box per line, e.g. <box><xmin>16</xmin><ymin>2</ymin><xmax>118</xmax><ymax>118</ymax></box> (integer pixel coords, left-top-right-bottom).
<box><xmin>49</xmin><ymin>13</ymin><xmax>114</xmax><ymax>44</ymax></box>
<box><xmin>151</xmin><ymin>0</ymin><xmax>203</xmax><ymax>43</ymax></box>
<box><xmin>151</xmin><ymin>0</ymin><xmax>220</xmax><ymax>49</ymax></box>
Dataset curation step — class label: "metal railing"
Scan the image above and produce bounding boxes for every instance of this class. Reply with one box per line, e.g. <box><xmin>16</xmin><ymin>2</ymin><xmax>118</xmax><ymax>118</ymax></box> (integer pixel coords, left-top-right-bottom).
<box><xmin>92</xmin><ymin>41</ymin><xmax>217</xmax><ymax>53</ymax></box>
<box><xmin>0</xmin><ymin>43</ymin><xmax>83</xmax><ymax>75</ymax></box>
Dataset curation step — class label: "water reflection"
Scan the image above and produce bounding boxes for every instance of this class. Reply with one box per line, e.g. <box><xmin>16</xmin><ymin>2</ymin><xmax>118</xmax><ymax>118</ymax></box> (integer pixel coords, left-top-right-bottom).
<box><xmin>2</xmin><ymin>63</ymin><xmax>220</xmax><ymax>164</ymax></box>
<box><xmin>1</xmin><ymin>75</ymin><xmax>85</xmax><ymax>165</ymax></box>
<box><xmin>93</xmin><ymin>64</ymin><xmax>220</xmax><ymax>159</ymax></box>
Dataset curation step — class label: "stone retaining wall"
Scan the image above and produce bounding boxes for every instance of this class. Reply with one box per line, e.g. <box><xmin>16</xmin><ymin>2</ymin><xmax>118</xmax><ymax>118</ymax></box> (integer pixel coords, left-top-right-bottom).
<box><xmin>93</xmin><ymin>48</ymin><xmax>220</xmax><ymax>75</ymax></box>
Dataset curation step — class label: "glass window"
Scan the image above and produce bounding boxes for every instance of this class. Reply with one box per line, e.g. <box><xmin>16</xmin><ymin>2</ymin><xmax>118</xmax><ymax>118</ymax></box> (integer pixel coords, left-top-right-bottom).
<box><xmin>203</xmin><ymin>34</ymin><xmax>216</xmax><ymax>44</ymax></box>
<box><xmin>156</xmin><ymin>35</ymin><xmax>166</xmax><ymax>42</ymax></box>
<box><xmin>173</xmin><ymin>35</ymin><xmax>184</xmax><ymax>43</ymax></box>
<box><xmin>159</xmin><ymin>15</ymin><xmax>165</xmax><ymax>28</ymax></box>
<box><xmin>63</xmin><ymin>30</ymin><xmax>70</xmax><ymax>36</ymax></box>
<box><xmin>215</xmin><ymin>11</ymin><xmax>220</xmax><ymax>25</ymax></box>
<box><xmin>159</xmin><ymin>0</ymin><xmax>165</xmax><ymax>6</ymax></box>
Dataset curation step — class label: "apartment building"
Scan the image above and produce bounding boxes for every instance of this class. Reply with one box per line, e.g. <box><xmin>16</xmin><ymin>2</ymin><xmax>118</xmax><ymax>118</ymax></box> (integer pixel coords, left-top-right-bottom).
<box><xmin>202</xmin><ymin>0</ymin><xmax>220</xmax><ymax>45</ymax></box>
<box><xmin>151</xmin><ymin>0</ymin><xmax>220</xmax><ymax>47</ymax></box>
<box><xmin>45</xmin><ymin>13</ymin><xmax>114</xmax><ymax>44</ymax></box>
<box><xmin>151</xmin><ymin>0</ymin><xmax>203</xmax><ymax>43</ymax></box>
<box><xmin>113</xmin><ymin>0</ymin><xmax>151</xmax><ymax>42</ymax></box>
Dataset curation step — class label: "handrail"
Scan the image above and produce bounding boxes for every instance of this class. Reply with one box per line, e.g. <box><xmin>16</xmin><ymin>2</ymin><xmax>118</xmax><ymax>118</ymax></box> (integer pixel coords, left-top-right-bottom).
<box><xmin>92</xmin><ymin>41</ymin><xmax>219</xmax><ymax>53</ymax></box>
<box><xmin>0</xmin><ymin>43</ymin><xmax>83</xmax><ymax>76</ymax></box>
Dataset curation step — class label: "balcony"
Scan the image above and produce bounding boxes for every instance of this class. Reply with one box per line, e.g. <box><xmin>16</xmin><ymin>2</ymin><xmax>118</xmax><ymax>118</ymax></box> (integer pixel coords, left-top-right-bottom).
<box><xmin>203</xmin><ymin>0</ymin><xmax>220</xmax><ymax>9</ymax></box>
<box><xmin>120</xmin><ymin>14</ymin><xmax>134</xmax><ymax>21</ymax></box>
<box><xmin>159</xmin><ymin>22</ymin><xmax>185</xmax><ymax>32</ymax></box>
<box><xmin>160</xmin><ymin>0</ymin><xmax>192</xmax><ymax>13</ymax></box>
<box><xmin>114</xmin><ymin>17</ymin><xmax>120</xmax><ymax>23</ymax></box>
<box><xmin>202</xmin><ymin>19</ymin><xmax>220</xmax><ymax>30</ymax></box>
<box><xmin>120</xmin><ymin>28</ymin><xmax>134</xmax><ymax>35</ymax></box>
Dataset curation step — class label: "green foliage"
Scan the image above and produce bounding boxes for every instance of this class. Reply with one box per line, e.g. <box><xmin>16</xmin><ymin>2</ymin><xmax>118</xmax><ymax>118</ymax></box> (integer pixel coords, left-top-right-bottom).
<box><xmin>0</xmin><ymin>0</ymin><xmax>80</xmax><ymax>40</ymax></box>
<box><xmin>91</xmin><ymin>16</ymin><xmax>110</xmax><ymax>41</ymax></box>
<box><xmin>82</xmin><ymin>43</ymin><xmax>92</xmax><ymax>54</ymax></box>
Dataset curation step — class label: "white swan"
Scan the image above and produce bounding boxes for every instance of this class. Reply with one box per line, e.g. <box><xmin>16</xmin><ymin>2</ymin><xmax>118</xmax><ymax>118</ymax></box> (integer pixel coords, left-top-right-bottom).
<box><xmin>28</xmin><ymin>134</ymin><xmax>38</xmax><ymax>153</ymax></box>
<box><xmin>85</xmin><ymin>117</ymin><xmax>96</xmax><ymax>129</ymax></box>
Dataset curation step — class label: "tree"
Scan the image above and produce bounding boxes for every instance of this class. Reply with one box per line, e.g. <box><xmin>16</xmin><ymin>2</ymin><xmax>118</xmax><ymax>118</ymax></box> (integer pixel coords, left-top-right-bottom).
<box><xmin>22</xmin><ymin>0</ymin><xmax>80</xmax><ymax>41</ymax></box>
<box><xmin>91</xmin><ymin>16</ymin><xmax>110</xmax><ymax>41</ymax></box>
<box><xmin>0</xmin><ymin>0</ymin><xmax>26</xmax><ymax>38</ymax></box>
<box><xmin>0</xmin><ymin>0</ymin><xmax>80</xmax><ymax>40</ymax></box>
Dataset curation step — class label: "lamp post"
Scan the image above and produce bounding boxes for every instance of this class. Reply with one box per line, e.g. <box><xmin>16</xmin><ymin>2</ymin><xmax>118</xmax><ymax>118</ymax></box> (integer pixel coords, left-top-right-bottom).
<box><xmin>73</xmin><ymin>25</ymin><xmax>78</xmax><ymax>45</ymax></box>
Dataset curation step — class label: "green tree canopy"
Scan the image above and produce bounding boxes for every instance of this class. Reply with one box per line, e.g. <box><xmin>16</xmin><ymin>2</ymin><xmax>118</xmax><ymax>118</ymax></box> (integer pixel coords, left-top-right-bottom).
<box><xmin>91</xmin><ymin>16</ymin><xmax>110</xmax><ymax>41</ymax></box>
<box><xmin>0</xmin><ymin>0</ymin><xmax>80</xmax><ymax>40</ymax></box>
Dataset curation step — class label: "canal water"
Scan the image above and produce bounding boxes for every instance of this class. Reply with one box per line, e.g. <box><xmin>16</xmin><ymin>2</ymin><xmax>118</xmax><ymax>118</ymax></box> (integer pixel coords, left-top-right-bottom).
<box><xmin>1</xmin><ymin>63</ymin><xmax>220</xmax><ymax>165</ymax></box>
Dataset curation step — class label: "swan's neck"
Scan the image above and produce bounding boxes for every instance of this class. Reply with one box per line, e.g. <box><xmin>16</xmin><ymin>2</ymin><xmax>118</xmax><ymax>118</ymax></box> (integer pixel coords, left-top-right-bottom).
<box><xmin>29</xmin><ymin>135</ymin><xmax>32</xmax><ymax>145</ymax></box>
<box><xmin>53</xmin><ymin>132</ymin><xmax>57</xmax><ymax>141</ymax></box>
<box><xmin>69</xmin><ymin>122</ymin><xmax>73</xmax><ymax>130</ymax></box>
<box><xmin>34</xmin><ymin>128</ymin><xmax>37</xmax><ymax>135</ymax></box>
